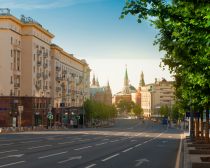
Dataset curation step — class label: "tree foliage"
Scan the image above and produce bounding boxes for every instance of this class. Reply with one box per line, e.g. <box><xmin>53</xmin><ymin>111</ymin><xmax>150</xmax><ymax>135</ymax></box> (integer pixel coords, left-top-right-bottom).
<box><xmin>84</xmin><ymin>99</ymin><xmax>117</xmax><ymax>122</ymax></box>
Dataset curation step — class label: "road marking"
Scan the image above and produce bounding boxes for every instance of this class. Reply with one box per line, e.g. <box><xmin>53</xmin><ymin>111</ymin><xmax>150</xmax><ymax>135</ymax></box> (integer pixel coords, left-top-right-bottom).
<box><xmin>58</xmin><ymin>141</ymin><xmax>75</xmax><ymax>145</ymax></box>
<box><xmin>0</xmin><ymin>161</ymin><xmax>25</xmax><ymax>168</ymax></box>
<box><xmin>122</xmin><ymin>147</ymin><xmax>133</xmax><ymax>153</ymax></box>
<box><xmin>58</xmin><ymin>156</ymin><xmax>82</xmax><ymax>164</ymax></box>
<box><xmin>28</xmin><ymin>144</ymin><xmax>52</xmax><ymax>150</ymax></box>
<box><xmin>101</xmin><ymin>153</ymin><xmax>119</xmax><ymax>162</ymax></box>
<box><xmin>85</xmin><ymin>164</ymin><xmax>96</xmax><ymax>168</ymax></box>
<box><xmin>102</xmin><ymin>138</ymin><xmax>109</xmax><ymax>141</ymax></box>
<box><xmin>110</xmin><ymin>139</ymin><xmax>119</xmax><ymax>143</ymax></box>
<box><xmin>0</xmin><ymin>150</ymin><xmax>18</xmax><ymax>154</ymax></box>
<box><xmin>0</xmin><ymin>154</ymin><xmax>24</xmax><ymax>160</ymax></box>
<box><xmin>130</xmin><ymin>139</ymin><xmax>137</xmax><ymax>142</ymax></box>
<box><xmin>95</xmin><ymin>142</ymin><xmax>108</xmax><ymax>146</ymax></box>
<box><xmin>74</xmin><ymin>146</ymin><xmax>92</xmax><ymax>151</ymax></box>
<box><xmin>1</xmin><ymin>143</ymin><xmax>14</xmax><ymax>146</ymax></box>
<box><xmin>175</xmin><ymin>134</ymin><xmax>183</xmax><ymax>168</ymax></box>
<box><xmin>135</xmin><ymin>144</ymin><xmax>142</xmax><ymax>147</ymax></box>
<box><xmin>21</xmin><ymin>140</ymin><xmax>42</xmax><ymax>144</ymax></box>
<box><xmin>135</xmin><ymin>158</ymin><xmax>149</xmax><ymax>167</ymax></box>
<box><xmin>38</xmin><ymin>151</ymin><xmax>68</xmax><ymax>159</ymax></box>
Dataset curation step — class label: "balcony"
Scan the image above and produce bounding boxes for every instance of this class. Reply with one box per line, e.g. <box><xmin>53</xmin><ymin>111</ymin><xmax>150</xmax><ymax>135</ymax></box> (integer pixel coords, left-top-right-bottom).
<box><xmin>43</xmin><ymin>52</ymin><xmax>48</xmax><ymax>58</ymax></box>
<box><xmin>56</xmin><ymin>87</ymin><xmax>61</xmax><ymax>92</ymax></box>
<box><xmin>43</xmin><ymin>85</ymin><xmax>48</xmax><ymax>90</ymax></box>
<box><xmin>43</xmin><ymin>73</ymin><xmax>48</xmax><ymax>80</ymax></box>
<box><xmin>37</xmin><ymin>50</ymin><xmax>42</xmax><ymax>56</ymax></box>
<box><xmin>13</xmin><ymin>43</ymin><xmax>21</xmax><ymax>50</ymax></box>
<box><xmin>43</xmin><ymin>63</ymin><xmax>48</xmax><ymax>68</ymax></box>
<box><xmin>56</xmin><ymin>77</ymin><xmax>63</xmax><ymax>81</ymax></box>
<box><xmin>62</xmin><ymin>70</ymin><xmax>67</xmax><ymax>74</ymax></box>
<box><xmin>36</xmin><ymin>73</ymin><xmax>42</xmax><ymax>78</ymax></box>
<box><xmin>14</xmin><ymin>83</ymin><xmax>20</xmax><ymax>88</ymax></box>
<box><xmin>35</xmin><ymin>83</ymin><xmax>41</xmax><ymax>90</ymax></box>
<box><xmin>37</xmin><ymin>60</ymin><xmax>42</xmax><ymax>66</ymax></box>
<box><xmin>56</xmin><ymin>66</ymin><xmax>61</xmax><ymax>71</ymax></box>
<box><xmin>13</xmin><ymin>69</ymin><xmax>21</xmax><ymax>76</ymax></box>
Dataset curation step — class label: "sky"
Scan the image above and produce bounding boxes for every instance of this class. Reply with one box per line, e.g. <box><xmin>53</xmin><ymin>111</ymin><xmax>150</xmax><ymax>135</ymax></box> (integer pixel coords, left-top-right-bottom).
<box><xmin>0</xmin><ymin>0</ymin><xmax>173</xmax><ymax>94</ymax></box>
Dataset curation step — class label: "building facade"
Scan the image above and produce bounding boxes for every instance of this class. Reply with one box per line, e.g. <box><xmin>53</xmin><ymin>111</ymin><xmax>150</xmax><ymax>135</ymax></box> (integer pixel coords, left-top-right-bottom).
<box><xmin>0</xmin><ymin>9</ymin><xmax>90</xmax><ymax>127</ymax></box>
<box><xmin>89</xmin><ymin>75</ymin><xmax>112</xmax><ymax>106</ymax></box>
<box><xmin>141</xmin><ymin>78</ymin><xmax>175</xmax><ymax>118</ymax></box>
<box><xmin>112</xmin><ymin>67</ymin><xmax>137</xmax><ymax>105</ymax></box>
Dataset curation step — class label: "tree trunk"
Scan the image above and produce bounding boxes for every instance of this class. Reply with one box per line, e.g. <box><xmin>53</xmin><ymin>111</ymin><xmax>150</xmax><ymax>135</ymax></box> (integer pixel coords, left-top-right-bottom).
<box><xmin>195</xmin><ymin>116</ymin><xmax>199</xmax><ymax>139</ymax></box>
<box><xmin>200</xmin><ymin>111</ymin><xmax>204</xmax><ymax>139</ymax></box>
<box><xmin>205</xmin><ymin>108</ymin><xmax>209</xmax><ymax>143</ymax></box>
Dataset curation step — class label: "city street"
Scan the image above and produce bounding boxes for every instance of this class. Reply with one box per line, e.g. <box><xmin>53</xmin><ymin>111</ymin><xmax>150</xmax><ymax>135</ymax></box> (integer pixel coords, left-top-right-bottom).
<box><xmin>0</xmin><ymin>119</ymin><xmax>182</xmax><ymax>168</ymax></box>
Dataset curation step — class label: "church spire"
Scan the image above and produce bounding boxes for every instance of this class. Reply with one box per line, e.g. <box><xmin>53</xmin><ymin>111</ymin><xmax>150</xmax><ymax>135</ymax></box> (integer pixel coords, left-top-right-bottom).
<box><xmin>96</xmin><ymin>77</ymin><xmax>100</xmax><ymax>87</ymax></box>
<box><xmin>123</xmin><ymin>65</ymin><xmax>130</xmax><ymax>94</ymax></box>
<box><xmin>92</xmin><ymin>74</ymin><xmax>96</xmax><ymax>86</ymax></box>
<box><xmin>139</xmin><ymin>71</ymin><xmax>145</xmax><ymax>87</ymax></box>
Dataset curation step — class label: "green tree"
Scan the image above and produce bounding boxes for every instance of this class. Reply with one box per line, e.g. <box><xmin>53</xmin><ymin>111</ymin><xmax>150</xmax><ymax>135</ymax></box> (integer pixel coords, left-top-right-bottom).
<box><xmin>121</xmin><ymin>0</ymin><xmax>210</xmax><ymax>142</ymax></box>
<box><xmin>116</xmin><ymin>99</ymin><xmax>135</xmax><ymax>115</ymax></box>
<box><xmin>132</xmin><ymin>104</ymin><xmax>143</xmax><ymax>118</ymax></box>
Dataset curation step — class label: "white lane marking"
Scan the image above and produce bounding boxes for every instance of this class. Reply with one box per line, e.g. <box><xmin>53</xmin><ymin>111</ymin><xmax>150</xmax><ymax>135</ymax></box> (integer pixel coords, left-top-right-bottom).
<box><xmin>58</xmin><ymin>141</ymin><xmax>75</xmax><ymax>145</ymax></box>
<box><xmin>130</xmin><ymin>140</ymin><xmax>137</xmax><ymax>142</ymax></box>
<box><xmin>28</xmin><ymin>144</ymin><xmax>52</xmax><ymax>150</ymax></box>
<box><xmin>0</xmin><ymin>154</ymin><xmax>24</xmax><ymax>160</ymax></box>
<box><xmin>58</xmin><ymin>156</ymin><xmax>82</xmax><ymax>164</ymax></box>
<box><xmin>21</xmin><ymin>140</ymin><xmax>42</xmax><ymax>144</ymax></box>
<box><xmin>74</xmin><ymin>146</ymin><xmax>92</xmax><ymax>151</ymax></box>
<box><xmin>110</xmin><ymin>139</ymin><xmax>119</xmax><ymax>143</ymax></box>
<box><xmin>85</xmin><ymin>163</ymin><xmax>97</xmax><ymax>168</ymax></box>
<box><xmin>102</xmin><ymin>139</ymin><xmax>109</xmax><ymax>141</ymax></box>
<box><xmin>122</xmin><ymin>147</ymin><xmax>133</xmax><ymax>153</ymax></box>
<box><xmin>101</xmin><ymin>153</ymin><xmax>120</xmax><ymax>162</ymax></box>
<box><xmin>175</xmin><ymin>134</ymin><xmax>183</xmax><ymax>168</ymax></box>
<box><xmin>0</xmin><ymin>161</ymin><xmax>25</xmax><ymax>168</ymax></box>
<box><xmin>0</xmin><ymin>150</ymin><xmax>18</xmax><ymax>154</ymax></box>
<box><xmin>135</xmin><ymin>144</ymin><xmax>142</xmax><ymax>147</ymax></box>
<box><xmin>38</xmin><ymin>151</ymin><xmax>68</xmax><ymax>159</ymax></box>
<box><xmin>95</xmin><ymin>142</ymin><xmax>108</xmax><ymax>146</ymax></box>
<box><xmin>1</xmin><ymin>143</ymin><xmax>14</xmax><ymax>146</ymax></box>
<box><xmin>135</xmin><ymin>158</ymin><xmax>149</xmax><ymax>167</ymax></box>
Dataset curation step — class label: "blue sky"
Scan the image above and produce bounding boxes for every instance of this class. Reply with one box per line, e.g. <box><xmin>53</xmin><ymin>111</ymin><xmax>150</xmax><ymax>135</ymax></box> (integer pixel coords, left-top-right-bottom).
<box><xmin>1</xmin><ymin>0</ymin><xmax>172</xmax><ymax>93</ymax></box>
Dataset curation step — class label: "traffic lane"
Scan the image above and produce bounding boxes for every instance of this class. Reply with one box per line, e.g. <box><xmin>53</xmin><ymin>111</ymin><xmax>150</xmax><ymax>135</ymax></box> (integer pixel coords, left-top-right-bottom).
<box><xmin>12</xmin><ymin>132</ymin><xmax>161</xmax><ymax>168</ymax></box>
<box><xmin>92</xmin><ymin>129</ymin><xmax>181</xmax><ymax>168</ymax></box>
<box><xmin>0</xmin><ymin>128</ymin><xmax>164</xmax><ymax>168</ymax></box>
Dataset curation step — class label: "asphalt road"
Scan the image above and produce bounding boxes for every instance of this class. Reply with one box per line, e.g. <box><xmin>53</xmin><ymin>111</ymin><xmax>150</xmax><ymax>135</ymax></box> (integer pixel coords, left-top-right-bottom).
<box><xmin>0</xmin><ymin>119</ymin><xmax>182</xmax><ymax>168</ymax></box>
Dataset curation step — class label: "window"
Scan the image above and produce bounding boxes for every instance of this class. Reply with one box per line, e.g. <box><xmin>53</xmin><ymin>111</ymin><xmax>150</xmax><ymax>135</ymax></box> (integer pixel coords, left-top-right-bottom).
<box><xmin>11</xmin><ymin>50</ymin><xmax>13</xmax><ymax>57</ymax></box>
<box><xmin>11</xmin><ymin>76</ymin><xmax>13</xmax><ymax>84</ymax></box>
<box><xmin>11</xmin><ymin>37</ymin><xmax>13</xmax><ymax>44</ymax></box>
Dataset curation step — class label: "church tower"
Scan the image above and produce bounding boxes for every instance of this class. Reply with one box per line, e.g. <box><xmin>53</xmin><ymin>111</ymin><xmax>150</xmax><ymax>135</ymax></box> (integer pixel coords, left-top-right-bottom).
<box><xmin>123</xmin><ymin>66</ymin><xmax>130</xmax><ymax>94</ymax></box>
<box><xmin>91</xmin><ymin>74</ymin><xmax>96</xmax><ymax>86</ymax></box>
<box><xmin>139</xmin><ymin>71</ymin><xmax>145</xmax><ymax>87</ymax></box>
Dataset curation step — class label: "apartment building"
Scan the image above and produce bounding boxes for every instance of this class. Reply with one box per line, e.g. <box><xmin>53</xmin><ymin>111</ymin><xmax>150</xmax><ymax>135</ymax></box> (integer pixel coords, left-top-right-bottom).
<box><xmin>0</xmin><ymin>9</ymin><xmax>90</xmax><ymax>127</ymax></box>
<box><xmin>141</xmin><ymin>78</ymin><xmax>175</xmax><ymax>118</ymax></box>
<box><xmin>50</xmin><ymin>44</ymin><xmax>90</xmax><ymax>126</ymax></box>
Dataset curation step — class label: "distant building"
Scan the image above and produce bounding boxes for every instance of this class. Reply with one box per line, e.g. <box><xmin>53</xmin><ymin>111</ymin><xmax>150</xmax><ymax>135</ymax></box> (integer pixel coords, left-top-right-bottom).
<box><xmin>112</xmin><ymin>67</ymin><xmax>137</xmax><ymax>105</ymax></box>
<box><xmin>89</xmin><ymin>75</ymin><xmax>112</xmax><ymax>106</ymax></box>
<box><xmin>141</xmin><ymin>78</ymin><xmax>175</xmax><ymax>118</ymax></box>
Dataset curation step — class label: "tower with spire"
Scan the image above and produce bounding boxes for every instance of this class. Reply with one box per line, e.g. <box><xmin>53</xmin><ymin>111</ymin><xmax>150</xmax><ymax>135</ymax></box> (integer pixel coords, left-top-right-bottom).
<box><xmin>91</xmin><ymin>74</ymin><xmax>96</xmax><ymax>86</ymax></box>
<box><xmin>139</xmin><ymin>71</ymin><xmax>145</xmax><ymax>87</ymax></box>
<box><xmin>123</xmin><ymin>66</ymin><xmax>130</xmax><ymax>94</ymax></box>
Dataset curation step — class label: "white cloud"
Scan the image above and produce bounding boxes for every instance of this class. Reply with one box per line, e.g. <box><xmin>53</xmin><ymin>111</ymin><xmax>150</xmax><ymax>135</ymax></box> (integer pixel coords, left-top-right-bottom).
<box><xmin>0</xmin><ymin>0</ymin><xmax>106</xmax><ymax>10</ymax></box>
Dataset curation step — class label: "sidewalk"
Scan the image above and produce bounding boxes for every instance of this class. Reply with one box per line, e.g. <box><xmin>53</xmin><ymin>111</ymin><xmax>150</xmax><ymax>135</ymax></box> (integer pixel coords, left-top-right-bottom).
<box><xmin>182</xmin><ymin>131</ymin><xmax>210</xmax><ymax>168</ymax></box>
